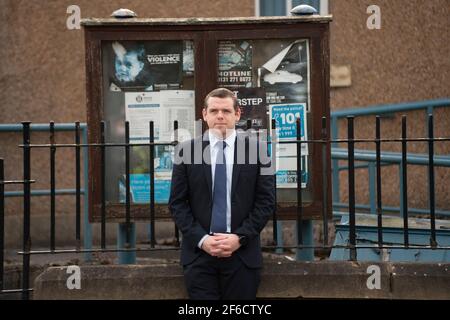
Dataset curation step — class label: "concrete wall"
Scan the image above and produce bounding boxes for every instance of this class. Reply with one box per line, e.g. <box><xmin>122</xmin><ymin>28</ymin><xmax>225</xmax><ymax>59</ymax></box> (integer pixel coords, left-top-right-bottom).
<box><xmin>33</xmin><ymin>261</ymin><xmax>450</xmax><ymax>300</ymax></box>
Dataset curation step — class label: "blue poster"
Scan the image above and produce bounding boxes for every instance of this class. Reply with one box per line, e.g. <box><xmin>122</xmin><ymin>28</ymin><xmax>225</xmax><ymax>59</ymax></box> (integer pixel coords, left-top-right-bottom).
<box><xmin>270</xmin><ymin>103</ymin><xmax>309</xmax><ymax>188</ymax></box>
<box><xmin>270</xmin><ymin>103</ymin><xmax>307</xmax><ymax>139</ymax></box>
<box><xmin>270</xmin><ymin>103</ymin><xmax>308</xmax><ymax>156</ymax></box>
<box><xmin>119</xmin><ymin>174</ymin><xmax>171</xmax><ymax>204</ymax></box>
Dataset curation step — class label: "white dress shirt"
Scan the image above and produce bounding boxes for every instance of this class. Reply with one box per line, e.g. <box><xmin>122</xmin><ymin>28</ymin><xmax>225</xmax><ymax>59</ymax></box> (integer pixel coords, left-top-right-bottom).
<box><xmin>198</xmin><ymin>129</ymin><xmax>236</xmax><ymax>248</ymax></box>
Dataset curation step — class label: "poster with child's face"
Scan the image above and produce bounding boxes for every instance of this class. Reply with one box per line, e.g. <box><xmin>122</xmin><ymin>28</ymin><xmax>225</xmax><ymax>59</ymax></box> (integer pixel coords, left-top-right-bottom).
<box><xmin>103</xmin><ymin>40</ymin><xmax>183</xmax><ymax>92</ymax></box>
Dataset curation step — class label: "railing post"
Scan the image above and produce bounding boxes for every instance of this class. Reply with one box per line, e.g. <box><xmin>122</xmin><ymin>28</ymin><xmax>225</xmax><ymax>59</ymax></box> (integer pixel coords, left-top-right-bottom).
<box><xmin>125</xmin><ymin>121</ymin><xmax>131</xmax><ymax>246</ymax></box>
<box><xmin>295</xmin><ymin>220</ymin><xmax>314</xmax><ymax>261</ymax></box>
<box><xmin>295</xmin><ymin>117</ymin><xmax>306</xmax><ymax>260</ymax></box>
<box><xmin>427</xmin><ymin>114</ymin><xmax>437</xmax><ymax>247</ymax></box>
<box><xmin>149</xmin><ymin>121</ymin><xmax>156</xmax><ymax>248</ymax></box>
<box><xmin>368</xmin><ymin>162</ymin><xmax>376</xmax><ymax>215</ymax></box>
<box><xmin>426</xmin><ymin>106</ymin><xmax>434</xmax><ymax>125</ymax></box>
<box><xmin>331</xmin><ymin>116</ymin><xmax>340</xmax><ymax>209</ymax></box>
<box><xmin>118</xmin><ymin>121</ymin><xmax>136</xmax><ymax>264</ymax></box>
<box><xmin>347</xmin><ymin>116</ymin><xmax>357</xmax><ymax>261</ymax></box>
<box><xmin>21</xmin><ymin>121</ymin><xmax>31</xmax><ymax>300</ymax></box>
<box><xmin>117</xmin><ymin>223</ymin><xmax>136</xmax><ymax>264</ymax></box>
<box><xmin>173</xmin><ymin>121</ymin><xmax>180</xmax><ymax>247</ymax></box>
<box><xmin>270</xmin><ymin>119</ymin><xmax>282</xmax><ymax>253</ymax></box>
<box><xmin>75</xmin><ymin>122</ymin><xmax>81</xmax><ymax>250</ymax></box>
<box><xmin>321</xmin><ymin>117</ymin><xmax>329</xmax><ymax>246</ymax></box>
<box><xmin>375</xmin><ymin>116</ymin><xmax>383</xmax><ymax>248</ymax></box>
<box><xmin>49</xmin><ymin>121</ymin><xmax>56</xmax><ymax>251</ymax></box>
<box><xmin>0</xmin><ymin>159</ymin><xmax>4</xmax><ymax>291</ymax></box>
<box><xmin>399</xmin><ymin>163</ymin><xmax>404</xmax><ymax>217</ymax></box>
<box><xmin>401</xmin><ymin>116</ymin><xmax>409</xmax><ymax>247</ymax></box>
<box><xmin>275</xmin><ymin>220</ymin><xmax>283</xmax><ymax>254</ymax></box>
<box><xmin>271</xmin><ymin>119</ymin><xmax>278</xmax><ymax>248</ymax></box>
<box><xmin>82</xmin><ymin>124</ymin><xmax>92</xmax><ymax>262</ymax></box>
<box><xmin>100</xmin><ymin>121</ymin><xmax>106</xmax><ymax>250</ymax></box>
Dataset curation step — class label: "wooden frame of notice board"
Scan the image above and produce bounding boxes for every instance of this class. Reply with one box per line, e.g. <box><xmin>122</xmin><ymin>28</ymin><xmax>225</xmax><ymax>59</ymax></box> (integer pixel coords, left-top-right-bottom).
<box><xmin>82</xmin><ymin>15</ymin><xmax>332</xmax><ymax>222</ymax></box>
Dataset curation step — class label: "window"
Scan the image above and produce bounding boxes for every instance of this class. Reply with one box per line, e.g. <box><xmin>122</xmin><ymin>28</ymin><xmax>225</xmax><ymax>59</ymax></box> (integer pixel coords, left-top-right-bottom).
<box><xmin>256</xmin><ymin>0</ymin><xmax>328</xmax><ymax>16</ymax></box>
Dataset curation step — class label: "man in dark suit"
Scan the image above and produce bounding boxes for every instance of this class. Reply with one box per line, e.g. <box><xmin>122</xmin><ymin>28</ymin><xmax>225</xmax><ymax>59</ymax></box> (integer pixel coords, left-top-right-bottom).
<box><xmin>169</xmin><ymin>88</ymin><xmax>275</xmax><ymax>300</ymax></box>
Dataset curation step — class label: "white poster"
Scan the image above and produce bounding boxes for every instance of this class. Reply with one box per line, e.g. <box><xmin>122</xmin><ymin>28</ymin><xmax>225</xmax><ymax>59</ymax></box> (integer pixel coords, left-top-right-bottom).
<box><xmin>125</xmin><ymin>90</ymin><xmax>195</xmax><ymax>143</ymax></box>
<box><xmin>276</xmin><ymin>156</ymin><xmax>308</xmax><ymax>189</ymax></box>
<box><xmin>159</xmin><ymin>90</ymin><xmax>195</xmax><ymax>141</ymax></box>
<box><xmin>125</xmin><ymin>92</ymin><xmax>160</xmax><ymax>142</ymax></box>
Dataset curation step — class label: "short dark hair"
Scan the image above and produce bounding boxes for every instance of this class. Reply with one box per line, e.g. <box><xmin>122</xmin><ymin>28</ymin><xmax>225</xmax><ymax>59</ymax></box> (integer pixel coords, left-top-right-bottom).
<box><xmin>203</xmin><ymin>88</ymin><xmax>239</xmax><ymax>111</ymax></box>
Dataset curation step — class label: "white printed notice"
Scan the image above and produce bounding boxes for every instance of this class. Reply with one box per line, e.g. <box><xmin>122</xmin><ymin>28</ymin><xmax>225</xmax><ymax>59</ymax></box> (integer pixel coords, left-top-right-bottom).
<box><xmin>125</xmin><ymin>90</ymin><xmax>195</xmax><ymax>143</ymax></box>
<box><xmin>276</xmin><ymin>156</ymin><xmax>308</xmax><ymax>188</ymax></box>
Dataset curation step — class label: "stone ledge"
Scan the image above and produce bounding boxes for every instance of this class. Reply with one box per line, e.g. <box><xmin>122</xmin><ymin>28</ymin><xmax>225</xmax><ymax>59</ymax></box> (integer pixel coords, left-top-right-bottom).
<box><xmin>33</xmin><ymin>261</ymin><xmax>450</xmax><ymax>300</ymax></box>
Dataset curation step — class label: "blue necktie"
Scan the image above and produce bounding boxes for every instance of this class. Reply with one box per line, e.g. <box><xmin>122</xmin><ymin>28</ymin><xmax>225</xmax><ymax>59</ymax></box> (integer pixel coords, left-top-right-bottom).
<box><xmin>210</xmin><ymin>141</ymin><xmax>227</xmax><ymax>233</ymax></box>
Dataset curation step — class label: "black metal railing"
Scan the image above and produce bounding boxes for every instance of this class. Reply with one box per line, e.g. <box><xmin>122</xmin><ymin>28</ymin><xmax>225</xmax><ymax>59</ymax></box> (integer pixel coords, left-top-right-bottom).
<box><xmin>0</xmin><ymin>157</ymin><xmax>36</xmax><ymax>299</ymax></box>
<box><xmin>0</xmin><ymin>114</ymin><xmax>449</xmax><ymax>299</ymax></box>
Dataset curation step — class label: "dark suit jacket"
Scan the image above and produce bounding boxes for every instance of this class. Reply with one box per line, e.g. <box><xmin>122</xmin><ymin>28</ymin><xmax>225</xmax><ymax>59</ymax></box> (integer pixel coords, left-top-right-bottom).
<box><xmin>169</xmin><ymin>132</ymin><xmax>275</xmax><ymax>268</ymax></box>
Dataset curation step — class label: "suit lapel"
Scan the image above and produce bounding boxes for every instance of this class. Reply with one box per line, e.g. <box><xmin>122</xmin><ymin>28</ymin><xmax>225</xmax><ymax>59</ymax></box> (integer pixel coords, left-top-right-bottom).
<box><xmin>202</xmin><ymin>138</ymin><xmax>213</xmax><ymax>203</ymax></box>
<box><xmin>231</xmin><ymin>135</ymin><xmax>242</xmax><ymax>197</ymax></box>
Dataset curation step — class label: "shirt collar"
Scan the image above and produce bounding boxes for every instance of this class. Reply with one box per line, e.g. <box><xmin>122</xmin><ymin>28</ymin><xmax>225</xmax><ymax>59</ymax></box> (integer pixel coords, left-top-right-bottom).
<box><xmin>208</xmin><ymin>129</ymin><xmax>236</xmax><ymax>149</ymax></box>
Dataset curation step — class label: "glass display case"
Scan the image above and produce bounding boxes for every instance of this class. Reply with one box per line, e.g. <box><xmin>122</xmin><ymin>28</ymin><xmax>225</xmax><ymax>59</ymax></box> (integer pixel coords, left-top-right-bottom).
<box><xmin>82</xmin><ymin>15</ymin><xmax>332</xmax><ymax>222</ymax></box>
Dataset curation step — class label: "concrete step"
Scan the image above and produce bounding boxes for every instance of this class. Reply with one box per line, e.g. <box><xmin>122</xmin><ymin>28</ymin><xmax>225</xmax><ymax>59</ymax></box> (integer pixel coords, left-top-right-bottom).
<box><xmin>32</xmin><ymin>261</ymin><xmax>450</xmax><ymax>300</ymax></box>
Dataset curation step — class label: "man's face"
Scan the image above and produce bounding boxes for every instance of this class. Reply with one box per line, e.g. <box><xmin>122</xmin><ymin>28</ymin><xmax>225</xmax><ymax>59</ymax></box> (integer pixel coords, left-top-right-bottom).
<box><xmin>202</xmin><ymin>97</ymin><xmax>241</xmax><ymax>137</ymax></box>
